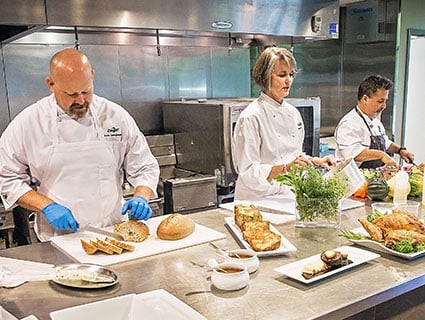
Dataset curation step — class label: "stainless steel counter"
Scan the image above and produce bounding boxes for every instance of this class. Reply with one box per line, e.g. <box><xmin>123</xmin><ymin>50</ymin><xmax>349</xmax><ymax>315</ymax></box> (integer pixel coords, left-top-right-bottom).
<box><xmin>1</xmin><ymin>205</ymin><xmax>425</xmax><ymax>320</ymax></box>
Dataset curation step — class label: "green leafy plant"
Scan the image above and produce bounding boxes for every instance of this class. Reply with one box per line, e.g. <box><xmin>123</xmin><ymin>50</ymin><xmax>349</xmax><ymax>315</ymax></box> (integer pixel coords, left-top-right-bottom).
<box><xmin>275</xmin><ymin>165</ymin><xmax>349</xmax><ymax>223</ymax></box>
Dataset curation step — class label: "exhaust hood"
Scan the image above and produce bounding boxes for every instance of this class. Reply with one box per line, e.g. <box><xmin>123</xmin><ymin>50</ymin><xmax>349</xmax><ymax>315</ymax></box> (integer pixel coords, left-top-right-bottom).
<box><xmin>0</xmin><ymin>0</ymin><xmax>46</xmax><ymax>42</ymax></box>
<box><xmin>1</xmin><ymin>0</ymin><xmax>340</xmax><ymax>45</ymax></box>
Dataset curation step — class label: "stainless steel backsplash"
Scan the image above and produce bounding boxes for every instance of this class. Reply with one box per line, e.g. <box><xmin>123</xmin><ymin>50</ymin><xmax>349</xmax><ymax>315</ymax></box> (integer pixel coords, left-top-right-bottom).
<box><xmin>0</xmin><ymin>5</ymin><xmax>396</xmax><ymax>138</ymax></box>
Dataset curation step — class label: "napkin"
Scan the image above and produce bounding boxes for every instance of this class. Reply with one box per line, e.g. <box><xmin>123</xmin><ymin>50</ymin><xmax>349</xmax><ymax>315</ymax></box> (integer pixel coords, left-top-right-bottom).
<box><xmin>0</xmin><ymin>305</ymin><xmax>18</xmax><ymax>320</ymax></box>
<box><xmin>0</xmin><ymin>306</ymin><xmax>39</xmax><ymax>320</ymax></box>
<box><xmin>0</xmin><ymin>256</ymin><xmax>55</xmax><ymax>288</ymax></box>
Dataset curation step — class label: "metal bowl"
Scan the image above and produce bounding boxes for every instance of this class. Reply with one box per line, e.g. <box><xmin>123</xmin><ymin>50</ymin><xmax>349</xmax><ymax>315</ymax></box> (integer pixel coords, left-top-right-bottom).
<box><xmin>53</xmin><ymin>263</ymin><xmax>118</xmax><ymax>289</ymax></box>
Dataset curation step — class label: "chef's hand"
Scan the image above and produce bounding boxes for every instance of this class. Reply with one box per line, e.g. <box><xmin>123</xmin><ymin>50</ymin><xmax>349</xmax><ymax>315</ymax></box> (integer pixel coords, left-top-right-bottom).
<box><xmin>121</xmin><ymin>196</ymin><xmax>152</xmax><ymax>221</ymax></box>
<box><xmin>381</xmin><ymin>153</ymin><xmax>397</xmax><ymax>167</ymax></box>
<box><xmin>399</xmin><ymin>149</ymin><xmax>415</xmax><ymax>164</ymax></box>
<box><xmin>312</xmin><ymin>155</ymin><xmax>336</xmax><ymax>170</ymax></box>
<box><xmin>41</xmin><ymin>202</ymin><xmax>78</xmax><ymax>232</ymax></box>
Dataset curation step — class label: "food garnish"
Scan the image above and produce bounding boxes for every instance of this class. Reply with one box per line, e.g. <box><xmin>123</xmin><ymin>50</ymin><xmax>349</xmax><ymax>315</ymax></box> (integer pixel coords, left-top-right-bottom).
<box><xmin>367</xmin><ymin>209</ymin><xmax>385</xmax><ymax>222</ymax></box>
<box><xmin>338</xmin><ymin>229</ymin><xmax>368</xmax><ymax>241</ymax></box>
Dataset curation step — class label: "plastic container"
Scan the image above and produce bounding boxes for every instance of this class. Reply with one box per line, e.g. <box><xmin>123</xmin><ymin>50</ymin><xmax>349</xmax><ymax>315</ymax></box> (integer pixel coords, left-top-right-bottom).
<box><xmin>422</xmin><ymin>173</ymin><xmax>425</xmax><ymax>205</ymax></box>
<box><xmin>396</xmin><ymin>200</ymin><xmax>420</xmax><ymax>218</ymax></box>
<box><xmin>324</xmin><ymin>158</ymin><xmax>365</xmax><ymax>198</ymax></box>
<box><xmin>393</xmin><ymin>170</ymin><xmax>409</xmax><ymax>205</ymax></box>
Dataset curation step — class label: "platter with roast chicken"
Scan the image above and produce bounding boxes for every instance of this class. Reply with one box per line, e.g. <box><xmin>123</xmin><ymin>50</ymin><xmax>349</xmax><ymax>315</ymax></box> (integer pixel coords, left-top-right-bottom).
<box><xmin>340</xmin><ymin>207</ymin><xmax>425</xmax><ymax>260</ymax></box>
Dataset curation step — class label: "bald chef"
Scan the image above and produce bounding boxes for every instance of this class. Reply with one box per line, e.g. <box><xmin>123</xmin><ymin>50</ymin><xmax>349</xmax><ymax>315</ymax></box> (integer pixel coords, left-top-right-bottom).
<box><xmin>0</xmin><ymin>48</ymin><xmax>159</xmax><ymax>241</ymax></box>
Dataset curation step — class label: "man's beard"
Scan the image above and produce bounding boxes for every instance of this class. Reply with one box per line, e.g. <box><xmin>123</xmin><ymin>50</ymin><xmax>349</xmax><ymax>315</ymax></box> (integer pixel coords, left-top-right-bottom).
<box><xmin>67</xmin><ymin>101</ymin><xmax>90</xmax><ymax>119</ymax></box>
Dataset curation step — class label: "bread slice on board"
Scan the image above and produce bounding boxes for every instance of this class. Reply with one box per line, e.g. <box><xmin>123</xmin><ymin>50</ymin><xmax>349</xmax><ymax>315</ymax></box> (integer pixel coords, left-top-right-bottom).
<box><xmin>89</xmin><ymin>240</ymin><xmax>114</xmax><ymax>255</ymax></box>
<box><xmin>80</xmin><ymin>239</ymin><xmax>98</xmax><ymax>255</ymax></box>
<box><xmin>96</xmin><ymin>238</ymin><xmax>123</xmax><ymax>254</ymax></box>
<box><xmin>104</xmin><ymin>237</ymin><xmax>135</xmax><ymax>252</ymax></box>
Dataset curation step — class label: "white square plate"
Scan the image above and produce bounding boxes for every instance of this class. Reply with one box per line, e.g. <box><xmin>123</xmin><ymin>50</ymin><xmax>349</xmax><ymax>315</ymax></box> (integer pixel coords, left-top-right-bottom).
<box><xmin>345</xmin><ymin>227</ymin><xmax>425</xmax><ymax>260</ymax></box>
<box><xmin>50</xmin><ymin>289</ymin><xmax>207</xmax><ymax>320</ymax></box>
<box><xmin>274</xmin><ymin>246</ymin><xmax>380</xmax><ymax>284</ymax></box>
<box><xmin>224</xmin><ymin>217</ymin><xmax>297</xmax><ymax>257</ymax></box>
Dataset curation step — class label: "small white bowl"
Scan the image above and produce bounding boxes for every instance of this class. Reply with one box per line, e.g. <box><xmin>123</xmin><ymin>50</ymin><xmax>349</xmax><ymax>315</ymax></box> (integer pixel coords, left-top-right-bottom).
<box><xmin>225</xmin><ymin>249</ymin><xmax>259</xmax><ymax>274</ymax></box>
<box><xmin>211</xmin><ymin>262</ymin><xmax>249</xmax><ymax>291</ymax></box>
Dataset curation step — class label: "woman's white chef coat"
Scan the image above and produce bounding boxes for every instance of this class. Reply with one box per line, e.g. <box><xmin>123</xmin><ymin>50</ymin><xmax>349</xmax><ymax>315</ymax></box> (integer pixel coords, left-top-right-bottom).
<box><xmin>334</xmin><ymin>107</ymin><xmax>392</xmax><ymax>166</ymax></box>
<box><xmin>232</xmin><ymin>93</ymin><xmax>304</xmax><ymax>200</ymax></box>
<box><xmin>0</xmin><ymin>94</ymin><xmax>159</xmax><ymax>240</ymax></box>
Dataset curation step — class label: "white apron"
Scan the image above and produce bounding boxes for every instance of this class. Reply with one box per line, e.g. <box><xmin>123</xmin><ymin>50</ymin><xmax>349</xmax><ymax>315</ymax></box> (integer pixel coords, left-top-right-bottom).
<box><xmin>34</xmin><ymin>106</ymin><xmax>122</xmax><ymax>241</ymax></box>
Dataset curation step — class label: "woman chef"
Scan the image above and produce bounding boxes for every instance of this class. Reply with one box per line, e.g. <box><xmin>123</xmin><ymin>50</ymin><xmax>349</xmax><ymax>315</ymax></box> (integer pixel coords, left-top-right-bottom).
<box><xmin>0</xmin><ymin>48</ymin><xmax>160</xmax><ymax>241</ymax></box>
<box><xmin>232</xmin><ymin>47</ymin><xmax>335</xmax><ymax>200</ymax></box>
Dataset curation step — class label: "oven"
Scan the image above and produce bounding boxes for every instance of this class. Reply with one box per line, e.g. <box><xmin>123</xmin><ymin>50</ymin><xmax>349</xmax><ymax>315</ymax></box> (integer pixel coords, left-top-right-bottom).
<box><xmin>162</xmin><ymin>97</ymin><xmax>321</xmax><ymax>194</ymax></box>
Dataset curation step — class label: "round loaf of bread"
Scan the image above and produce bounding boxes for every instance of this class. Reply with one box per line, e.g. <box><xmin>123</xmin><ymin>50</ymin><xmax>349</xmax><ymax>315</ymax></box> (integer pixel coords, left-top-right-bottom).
<box><xmin>156</xmin><ymin>213</ymin><xmax>195</xmax><ymax>240</ymax></box>
<box><xmin>113</xmin><ymin>220</ymin><xmax>150</xmax><ymax>242</ymax></box>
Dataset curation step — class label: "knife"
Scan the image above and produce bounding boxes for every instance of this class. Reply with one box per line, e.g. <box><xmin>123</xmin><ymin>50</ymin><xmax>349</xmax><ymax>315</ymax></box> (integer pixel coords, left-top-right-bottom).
<box><xmin>80</xmin><ymin>225</ymin><xmax>124</xmax><ymax>241</ymax></box>
<box><xmin>407</xmin><ymin>156</ymin><xmax>418</xmax><ymax>167</ymax></box>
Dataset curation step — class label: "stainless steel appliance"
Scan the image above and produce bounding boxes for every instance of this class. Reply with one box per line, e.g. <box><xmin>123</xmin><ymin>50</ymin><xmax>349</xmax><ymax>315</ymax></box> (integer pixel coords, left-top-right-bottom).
<box><xmin>164</xmin><ymin>172</ymin><xmax>217</xmax><ymax>214</ymax></box>
<box><xmin>162</xmin><ymin>97</ymin><xmax>321</xmax><ymax>193</ymax></box>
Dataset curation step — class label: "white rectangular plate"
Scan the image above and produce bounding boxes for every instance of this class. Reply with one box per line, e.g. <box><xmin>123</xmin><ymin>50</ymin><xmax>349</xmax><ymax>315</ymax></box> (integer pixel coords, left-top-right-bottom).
<box><xmin>346</xmin><ymin>227</ymin><xmax>425</xmax><ymax>260</ymax></box>
<box><xmin>274</xmin><ymin>246</ymin><xmax>380</xmax><ymax>284</ymax></box>
<box><xmin>224</xmin><ymin>217</ymin><xmax>297</xmax><ymax>257</ymax></box>
<box><xmin>50</xmin><ymin>289</ymin><xmax>207</xmax><ymax>320</ymax></box>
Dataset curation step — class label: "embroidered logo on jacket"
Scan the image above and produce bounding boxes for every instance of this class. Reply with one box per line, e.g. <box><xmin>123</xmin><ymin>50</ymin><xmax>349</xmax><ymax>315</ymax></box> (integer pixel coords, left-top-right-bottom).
<box><xmin>105</xmin><ymin>126</ymin><xmax>122</xmax><ymax>137</ymax></box>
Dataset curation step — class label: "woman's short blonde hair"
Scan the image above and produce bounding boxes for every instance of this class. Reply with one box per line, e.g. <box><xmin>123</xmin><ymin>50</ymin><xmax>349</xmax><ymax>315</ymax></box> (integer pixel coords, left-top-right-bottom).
<box><xmin>252</xmin><ymin>47</ymin><xmax>297</xmax><ymax>92</ymax></box>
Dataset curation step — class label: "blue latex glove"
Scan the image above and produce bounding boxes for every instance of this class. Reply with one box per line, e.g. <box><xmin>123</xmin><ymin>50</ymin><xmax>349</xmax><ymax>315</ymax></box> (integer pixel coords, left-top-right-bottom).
<box><xmin>41</xmin><ymin>202</ymin><xmax>78</xmax><ymax>232</ymax></box>
<box><xmin>121</xmin><ymin>196</ymin><xmax>152</xmax><ymax>221</ymax></box>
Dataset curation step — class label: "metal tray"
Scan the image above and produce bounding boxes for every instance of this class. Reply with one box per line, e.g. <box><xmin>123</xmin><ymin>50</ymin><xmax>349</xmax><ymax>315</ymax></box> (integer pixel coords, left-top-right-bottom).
<box><xmin>53</xmin><ymin>263</ymin><xmax>118</xmax><ymax>289</ymax></box>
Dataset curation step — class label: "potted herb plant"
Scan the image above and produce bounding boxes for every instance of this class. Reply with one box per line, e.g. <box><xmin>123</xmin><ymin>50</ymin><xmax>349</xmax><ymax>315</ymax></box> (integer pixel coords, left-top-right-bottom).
<box><xmin>275</xmin><ymin>165</ymin><xmax>349</xmax><ymax>228</ymax></box>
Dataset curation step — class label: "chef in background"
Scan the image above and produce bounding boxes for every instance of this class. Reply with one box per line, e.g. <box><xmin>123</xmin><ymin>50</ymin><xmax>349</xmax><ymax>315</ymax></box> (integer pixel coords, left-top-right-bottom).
<box><xmin>0</xmin><ymin>48</ymin><xmax>160</xmax><ymax>241</ymax></box>
<box><xmin>334</xmin><ymin>75</ymin><xmax>414</xmax><ymax>169</ymax></box>
<box><xmin>232</xmin><ymin>47</ymin><xmax>335</xmax><ymax>200</ymax></box>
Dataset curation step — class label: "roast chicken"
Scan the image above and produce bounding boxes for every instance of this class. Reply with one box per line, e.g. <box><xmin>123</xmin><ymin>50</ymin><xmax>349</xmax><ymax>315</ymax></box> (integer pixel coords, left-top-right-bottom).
<box><xmin>358</xmin><ymin>208</ymin><xmax>425</xmax><ymax>249</ymax></box>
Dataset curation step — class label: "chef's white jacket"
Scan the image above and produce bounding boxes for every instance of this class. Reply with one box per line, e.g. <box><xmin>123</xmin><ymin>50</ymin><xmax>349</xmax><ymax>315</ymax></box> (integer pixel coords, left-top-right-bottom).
<box><xmin>0</xmin><ymin>94</ymin><xmax>159</xmax><ymax>210</ymax></box>
<box><xmin>334</xmin><ymin>107</ymin><xmax>392</xmax><ymax>166</ymax></box>
<box><xmin>232</xmin><ymin>93</ymin><xmax>304</xmax><ymax>200</ymax></box>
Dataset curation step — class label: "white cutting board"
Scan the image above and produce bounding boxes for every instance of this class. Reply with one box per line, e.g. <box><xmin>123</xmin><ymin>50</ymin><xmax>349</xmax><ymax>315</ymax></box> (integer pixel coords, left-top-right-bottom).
<box><xmin>51</xmin><ymin>215</ymin><xmax>225</xmax><ymax>266</ymax></box>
